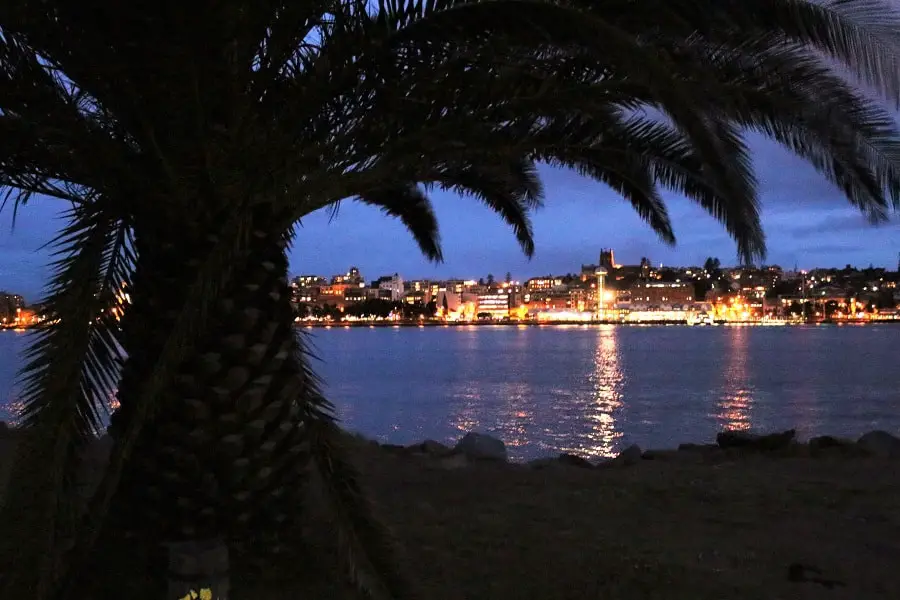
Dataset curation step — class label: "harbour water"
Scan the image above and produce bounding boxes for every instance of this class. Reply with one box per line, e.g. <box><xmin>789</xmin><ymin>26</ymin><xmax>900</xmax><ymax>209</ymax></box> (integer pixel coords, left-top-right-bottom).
<box><xmin>1</xmin><ymin>325</ymin><xmax>898</xmax><ymax>460</ymax></box>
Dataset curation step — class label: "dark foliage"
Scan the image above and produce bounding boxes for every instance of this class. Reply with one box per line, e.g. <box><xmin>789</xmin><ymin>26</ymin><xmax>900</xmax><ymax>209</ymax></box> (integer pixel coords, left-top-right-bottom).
<box><xmin>1</xmin><ymin>1</ymin><xmax>900</xmax><ymax>599</ymax></box>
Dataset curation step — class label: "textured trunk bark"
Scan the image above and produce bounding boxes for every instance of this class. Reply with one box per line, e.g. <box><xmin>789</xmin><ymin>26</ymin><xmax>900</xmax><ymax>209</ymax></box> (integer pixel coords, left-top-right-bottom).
<box><xmin>166</xmin><ymin>538</ymin><xmax>229</xmax><ymax>600</ymax></box>
<box><xmin>105</xmin><ymin>220</ymin><xmax>311</xmax><ymax>559</ymax></box>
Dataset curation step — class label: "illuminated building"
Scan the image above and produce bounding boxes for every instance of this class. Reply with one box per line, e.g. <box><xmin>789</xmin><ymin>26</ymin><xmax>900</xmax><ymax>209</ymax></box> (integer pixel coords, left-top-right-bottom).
<box><xmin>376</xmin><ymin>273</ymin><xmax>404</xmax><ymax>301</ymax></box>
<box><xmin>595</xmin><ymin>268</ymin><xmax>608</xmax><ymax>318</ymax></box>
<box><xmin>526</xmin><ymin>277</ymin><xmax>564</xmax><ymax>290</ymax></box>
<box><xmin>739</xmin><ymin>285</ymin><xmax>768</xmax><ymax>300</ymax></box>
<box><xmin>629</xmin><ymin>282</ymin><xmax>694</xmax><ymax>305</ymax></box>
<box><xmin>435</xmin><ymin>290</ymin><xmax>478</xmax><ymax>320</ymax></box>
<box><xmin>319</xmin><ymin>283</ymin><xmax>348</xmax><ymax>298</ymax></box>
<box><xmin>624</xmin><ymin>308</ymin><xmax>697</xmax><ymax>322</ymax></box>
<box><xmin>599</xmin><ymin>248</ymin><xmax>618</xmax><ymax>271</ymax></box>
<box><xmin>579</xmin><ymin>249</ymin><xmax>620</xmax><ymax>284</ymax></box>
<box><xmin>476</xmin><ymin>292</ymin><xmax>512</xmax><ymax>319</ymax></box>
<box><xmin>2</xmin><ymin>306</ymin><xmax>40</xmax><ymax>327</ymax></box>
<box><xmin>568</xmin><ymin>287</ymin><xmax>591</xmax><ymax>312</ymax></box>
<box><xmin>403</xmin><ymin>290</ymin><xmax>428</xmax><ymax>305</ymax></box>
<box><xmin>332</xmin><ymin>266</ymin><xmax>363</xmax><ymax>285</ymax></box>
<box><xmin>533</xmin><ymin>309</ymin><xmax>595</xmax><ymax>322</ymax></box>
<box><xmin>524</xmin><ymin>292</ymin><xmax>571</xmax><ymax>311</ymax></box>
<box><xmin>292</xmin><ymin>275</ymin><xmax>326</xmax><ymax>288</ymax></box>
<box><xmin>407</xmin><ymin>279</ymin><xmax>431</xmax><ymax>293</ymax></box>
<box><xmin>0</xmin><ymin>291</ymin><xmax>25</xmax><ymax>323</ymax></box>
<box><xmin>444</xmin><ymin>279</ymin><xmax>477</xmax><ymax>294</ymax></box>
<box><xmin>343</xmin><ymin>286</ymin><xmax>369</xmax><ymax>303</ymax></box>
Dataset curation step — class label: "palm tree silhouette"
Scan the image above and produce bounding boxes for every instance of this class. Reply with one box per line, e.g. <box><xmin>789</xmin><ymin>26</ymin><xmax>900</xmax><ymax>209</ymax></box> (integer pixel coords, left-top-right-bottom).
<box><xmin>2</xmin><ymin>1</ymin><xmax>900</xmax><ymax>598</ymax></box>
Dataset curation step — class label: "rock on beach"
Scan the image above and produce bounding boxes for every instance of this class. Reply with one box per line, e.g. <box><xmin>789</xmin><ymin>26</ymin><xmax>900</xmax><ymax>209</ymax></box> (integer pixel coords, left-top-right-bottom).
<box><xmin>857</xmin><ymin>430</ymin><xmax>900</xmax><ymax>458</ymax></box>
<box><xmin>453</xmin><ymin>432</ymin><xmax>508</xmax><ymax>461</ymax></box>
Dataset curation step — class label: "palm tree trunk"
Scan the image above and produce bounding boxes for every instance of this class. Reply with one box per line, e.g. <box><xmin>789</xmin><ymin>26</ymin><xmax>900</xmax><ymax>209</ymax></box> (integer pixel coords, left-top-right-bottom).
<box><xmin>87</xmin><ymin>220</ymin><xmax>409</xmax><ymax>600</ymax></box>
<box><xmin>106</xmin><ymin>223</ymin><xmax>310</xmax><ymax>561</ymax></box>
<box><xmin>166</xmin><ymin>538</ymin><xmax>230</xmax><ymax>600</ymax></box>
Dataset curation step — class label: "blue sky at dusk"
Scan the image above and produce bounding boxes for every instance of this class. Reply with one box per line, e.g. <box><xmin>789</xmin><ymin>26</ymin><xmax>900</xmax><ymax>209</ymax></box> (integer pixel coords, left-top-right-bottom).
<box><xmin>1</xmin><ymin>133</ymin><xmax>898</xmax><ymax>302</ymax></box>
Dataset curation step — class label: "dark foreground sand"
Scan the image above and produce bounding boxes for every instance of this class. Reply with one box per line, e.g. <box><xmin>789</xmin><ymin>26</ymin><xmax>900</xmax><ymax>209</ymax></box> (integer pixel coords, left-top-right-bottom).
<box><xmin>237</xmin><ymin>440</ymin><xmax>900</xmax><ymax>600</ymax></box>
<box><xmin>3</xmin><ymin>432</ymin><xmax>900</xmax><ymax>599</ymax></box>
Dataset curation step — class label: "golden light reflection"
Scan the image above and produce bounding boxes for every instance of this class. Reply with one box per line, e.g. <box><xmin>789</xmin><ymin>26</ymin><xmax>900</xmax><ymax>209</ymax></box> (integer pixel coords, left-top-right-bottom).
<box><xmin>450</xmin><ymin>386</ymin><xmax>482</xmax><ymax>434</ymax></box>
<box><xmin>715</xmin><ymin>326</ymin><xmax>753</xmax><ymax>430</ymax></box>
<box><xmin>585</xmin><ymin>326</ymin><xmax>624</xmax><ymax>458</ymax></box>
<box><xmin>496</xmin><ymin>382</ymin><xmax>532</xmax><ymax>448</ymax></box>
<box><xmin>448</xmin><ymin>331</ymin><xmax>482</xmax><ymax>434</ymax></box>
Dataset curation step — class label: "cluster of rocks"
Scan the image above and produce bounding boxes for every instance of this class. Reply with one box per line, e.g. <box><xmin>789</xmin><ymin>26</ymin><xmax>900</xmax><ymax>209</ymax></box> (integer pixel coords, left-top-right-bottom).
<box><xmin>378</xmin><ymin>432</ymin><xmax>508</xmax><ymax>469</ymax></box>
<box><xmin>372</xmin><ymin>428</ymin><xmax>900</xmax><ymax>470</ymax></box>
<box><xmin>5</xmin><ymin>422</ymin><xmax>900</xmax><ymax>472</ymax></box>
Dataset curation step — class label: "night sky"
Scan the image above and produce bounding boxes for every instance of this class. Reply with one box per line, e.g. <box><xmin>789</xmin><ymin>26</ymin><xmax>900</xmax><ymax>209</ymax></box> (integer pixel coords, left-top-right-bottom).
<box><xmin>1</xmin><ymin>132</ymin><xmax>898</xmax><ymax>303</ymax></box>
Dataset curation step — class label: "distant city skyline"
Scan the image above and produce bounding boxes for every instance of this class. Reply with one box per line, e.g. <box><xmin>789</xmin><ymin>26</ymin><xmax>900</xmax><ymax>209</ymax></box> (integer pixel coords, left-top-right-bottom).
<box><xmin>1</xmin><ymin>133</ymin><xmax>899</xmax><ymax>302</ymax></box>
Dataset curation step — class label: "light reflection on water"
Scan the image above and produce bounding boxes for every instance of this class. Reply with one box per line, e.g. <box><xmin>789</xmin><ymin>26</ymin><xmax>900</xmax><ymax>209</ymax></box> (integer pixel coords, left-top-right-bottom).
<box><xmin>587</xmin><ymin>326</ymin><xmax>624</xmax><ymax>457</ymax></box>
<box><xmin>558</xmin><ymin>326</ymin><xmax>623</xmax><ymax>458</ymax></box>
<box><xmin>0</xmin><ymin>331</ymin><xmax>120</xmax><ymax>429</ymax></box>
<box><xmin>450</xmin><ymin>387</ymin><xmax>482</xmax><ymax>436</ymax></box>
<box><xmin>714</xmin><ymin>326</ymin><xmax>753</xmax><ymax>431</ymax></box>
<box><xmin>2</xmin><ymin>326</ymin><xmax>900</xmax><ymax>460</ymax></box>
<box><xmin>495</xmin><ymin>382</ymin><xmax>532</xmax><ymax>448</ymax></box>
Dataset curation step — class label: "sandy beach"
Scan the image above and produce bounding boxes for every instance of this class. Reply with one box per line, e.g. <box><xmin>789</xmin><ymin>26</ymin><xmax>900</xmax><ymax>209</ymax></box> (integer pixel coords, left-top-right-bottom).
<box><xmin>3</xmin><ymin>427</ymin><xmax>900</xmax><ymax>599</ymax></box>
<box><xmin>235</xmin><ymin>434</ymin><xmax>900</xmax><ymax>600</ymax></box>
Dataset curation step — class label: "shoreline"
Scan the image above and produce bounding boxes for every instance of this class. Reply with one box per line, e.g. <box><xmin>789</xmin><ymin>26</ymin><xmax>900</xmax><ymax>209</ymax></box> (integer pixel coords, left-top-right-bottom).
<box><xmin>2</xmin><ymin>320</ymin><xmax>897</xmax><ymax>333</ymax></box>
<box><xmin>4</xmin><ymin>423</ymin><xmax>899</xmax><ymax>462</ymax></box>
<box><xmin>348</xmin><ymin>427</ymin><xmax>900</xmax><ymax>466</ymax></box>
<box><xmin>292</xmin><ymin>319</ymin><xmax>898</xmax><ymax>328</ymax></box>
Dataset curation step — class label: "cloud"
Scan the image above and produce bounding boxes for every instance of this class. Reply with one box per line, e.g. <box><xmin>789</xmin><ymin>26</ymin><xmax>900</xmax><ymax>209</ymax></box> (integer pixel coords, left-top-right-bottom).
<box><xmin>778</xmin><ymin>212</ymin><xmax>900</xmax><ymax>239</ymax></box>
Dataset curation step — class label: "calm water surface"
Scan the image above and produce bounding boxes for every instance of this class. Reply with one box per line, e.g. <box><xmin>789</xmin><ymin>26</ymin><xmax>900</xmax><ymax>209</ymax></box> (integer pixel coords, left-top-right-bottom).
<box><xmin>2</xmin><ymin>325</ymin><xmax>898</xmax><ymax>460</ymax></box>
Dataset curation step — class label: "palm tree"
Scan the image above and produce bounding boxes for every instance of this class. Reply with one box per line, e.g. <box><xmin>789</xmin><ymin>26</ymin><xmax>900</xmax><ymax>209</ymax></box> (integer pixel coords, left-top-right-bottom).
<box><xmin>2</xmin><ymin>0</ymin><xmax>900</xmax><ymax>598</ymax></box>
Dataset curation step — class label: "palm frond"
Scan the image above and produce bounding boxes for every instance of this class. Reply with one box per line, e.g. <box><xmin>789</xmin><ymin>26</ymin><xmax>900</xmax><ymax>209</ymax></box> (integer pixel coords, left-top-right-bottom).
<box><xmin>286</xmin><ymin>8</ymin><xmax>767</xmax><ymax>258</ymax></box>
<box><xmin>598</xmin><ymin>0</ymin><xmax>900</xmax><ymax>105</ymax></box>
<box><xmin>605</xmin><ymin>117</ymin><xmax>764</xmax><ymax>254</ymax></box>
<box><xmin>674</xmin><ymin>41</ymin><xmax>900</xmax><ymax>216</ymax></box>
<box><xmin>294</xmin><ymin>332</ymin><xmax>415</xmax><ymax>600</ymax></box>
<box><xmin>308</xmin><ymin>421</ymin><xmax>415</xmax><ymax>600</ymax></box>
<box><xmin>307</xmin><ymin>156</ymin><xmax>544</xmax><ymax>259</ymax></box>
<box><xmin>0</xmin><ymin>204</ymin><xmax>133</xmax><ymax>599</ymax></box>
<box><xmin>0</xmin><ymin>30</ymin><xmax>139</xmax><ymax>215</ymax></box>
<box><xmin>429</xmin><ymin>157</ymin><xmax>543</xmax><ymax>257</ymax></box>
<box><xmin>528</xmin><ymin>108</ymin><xmax>765</xmax><ymax>258</ymax></box>
<box><xmin>542</xmin><ymin>145</ymin><xmax>676</xmax><ymax>246</ymax></box>
<box><xmin>358</xmin><ymin>184</ymin><xmax>444</xmax><ymax>262</ymax></box>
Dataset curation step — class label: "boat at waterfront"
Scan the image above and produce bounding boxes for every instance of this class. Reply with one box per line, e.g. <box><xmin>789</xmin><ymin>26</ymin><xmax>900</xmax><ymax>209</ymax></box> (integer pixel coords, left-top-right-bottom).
<box><xmin>687</xmin><ymin>312</ymin><xmax>715</xmax><ymax>326</ymax></box>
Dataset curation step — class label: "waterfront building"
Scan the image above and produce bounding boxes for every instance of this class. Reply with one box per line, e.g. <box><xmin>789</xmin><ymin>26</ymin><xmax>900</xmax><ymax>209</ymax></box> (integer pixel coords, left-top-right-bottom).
<box><xmin>407</xmin><ymin>279</ymin><xmax>431</xmax><ymax>293</ymax></box>
<box><xmin>526</xmin><ymin>277</ymin><xmax>564</xmax><ymax>290</ymax></box>
<box><xmin>343</xmin><ymin>286</ymin><xmax>369</xmax><ymax>304</ymax></box>
<box><xmin>443</xmin><ymin>279</ymin><xmax>477</xmax><ymax>294</ymax></box>
<box><xmin>292</xmin><ymin>275</ymin><xmax>326</xmax><ymax>288</ymax></box>
<box><xmin>629</xmin><ymin>281</ymin><xmax>694</xmax><ymax>305</ymax></box>
<box><xmin>532</xmin><ymin>309</ymin><xmax>594</xmax><ymax>322</ymax></box>
<box><xmin>568</xmin><ymin>286</ymin><xmax>592</xmax><ymax>312</ymax></box>
<box><xmin>526</xmin><ymin>293</ymin><xmax>571</xmax><ymax>311</ymax></box>
<box><xmin>332</xmin><ymin>266</ymin><xmax>363</xmax><ymax>285</ymax></box>
<box><xmin>376</xmin><ymin>273</ymin><xmax>404</xmax><ymax>301</ymax></box>
<box><xmin>403</xmin><ymin>290</ymin><xmax>428</xmax><ymax>305</ymax></box>
<box><xmin>476</xmin><ymin>291</ymin><xmax>512</xmax><ymax>319</ymax></box>
<box><xmin>0</xmin><ymin>292</ymin><xmax>25</xmax><ymax>323</ymax></box>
